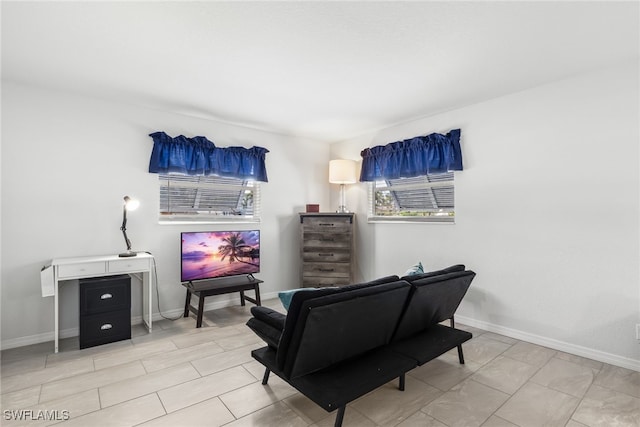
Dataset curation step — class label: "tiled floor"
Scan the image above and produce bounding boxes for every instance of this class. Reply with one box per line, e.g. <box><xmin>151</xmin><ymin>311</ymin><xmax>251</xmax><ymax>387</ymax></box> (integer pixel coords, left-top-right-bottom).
<box><xmin>1</xmin><ymin>298</ymin><xmax>639</xmax><ymax>427</ymax></box>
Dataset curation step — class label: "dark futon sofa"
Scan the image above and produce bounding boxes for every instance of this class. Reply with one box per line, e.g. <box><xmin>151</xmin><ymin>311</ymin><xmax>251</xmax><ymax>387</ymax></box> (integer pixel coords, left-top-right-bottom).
<box><xmin>246</xmin><ymin>265</ymin><xmax>476</xmax><ymax>426</ymax></box>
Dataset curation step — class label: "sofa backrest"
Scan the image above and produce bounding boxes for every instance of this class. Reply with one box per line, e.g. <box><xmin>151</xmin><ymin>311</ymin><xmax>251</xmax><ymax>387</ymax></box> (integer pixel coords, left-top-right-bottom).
<box><xmin>393</xmin><ymin>270</ymin><xmax>475</xmax><ymax>341</ymax></box>
<box><xmin>279</xmin><ymin>280</ymin><xmax>411</xmax><ymax>379</ymax></box>
<box><xmin>400</xmin><ymin>264</ymin><xmax>466</xmax><ymax>282</ymax></box>
<box><xmin>276</xmin><ymin>275</ymin><xmax>399</xmax><ymax>372</ymax></box>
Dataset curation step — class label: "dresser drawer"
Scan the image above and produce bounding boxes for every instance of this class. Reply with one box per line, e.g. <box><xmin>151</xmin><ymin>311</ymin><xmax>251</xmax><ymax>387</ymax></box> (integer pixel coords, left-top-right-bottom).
<box><xmin>303</xmin><ymin>250</ymin><xmax>351</xmax><ymax>262</ymax></box>
<box><xmin>79</xmin><ymin>309</ymin><xmax>131</xmax><ymax>349</ymax></box>
<box><xmin>301</xmin><ymin>216</ymin><xmax>352</xmax><ymax>232</ymax></box>
<box><xmin>107</xmin><ymin>258</ymin><xmax>149</xmax><ymax>273</ymax></box>
<box><xmin>302</xmin><ymin>232</ymin><xmax>351</xmax><ymax>248</ymax></box>
<box><xmin>80</xmin><ymin>275</ymin><xmax>131</xmax><ymax>315</ymax></box>
<box><xmin>302</xmin><ymin>276</ymin><xmax>352</xmax><ymax>288</ymax></box>
<box><xmin>302</xmin><ymin>262</ymin><xmax>351</xmax><ymax>278</ymax></box>
<box><xmin>58</xmin><ymin>262</ymin><xmax>106</xmax><ymax>279</ymax></box>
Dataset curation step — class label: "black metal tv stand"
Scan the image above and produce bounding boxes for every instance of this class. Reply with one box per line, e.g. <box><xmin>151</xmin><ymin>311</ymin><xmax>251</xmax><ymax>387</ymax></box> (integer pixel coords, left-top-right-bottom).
<box><xmin>182</xmin><ymin>275</ymin><xmax>263</xmax><ymax>328</ymax></box>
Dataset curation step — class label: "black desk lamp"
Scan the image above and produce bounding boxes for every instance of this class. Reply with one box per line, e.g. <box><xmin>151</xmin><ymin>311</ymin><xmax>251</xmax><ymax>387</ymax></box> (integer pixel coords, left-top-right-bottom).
<box><xmin>119</xmin><ymin>196</ymin><xmax>140</xmax><ymax>257</ymax></box>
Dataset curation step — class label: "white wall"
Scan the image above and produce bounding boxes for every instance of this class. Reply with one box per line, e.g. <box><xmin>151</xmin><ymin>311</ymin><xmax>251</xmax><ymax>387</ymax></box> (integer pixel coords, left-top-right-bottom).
<box><xmin>332</xmin><ymin>61</ymin><xmax>640</xmax><ymax>370</ymax></box>
<box><xmin>3</xmin><ymin>61</ymin><xmax>639</xmax><ymax>370</ymax></box>
<box><xmin>1</xmin><ymin>81</ymin><xmax>330</xmax><ymax>348</ymax></box>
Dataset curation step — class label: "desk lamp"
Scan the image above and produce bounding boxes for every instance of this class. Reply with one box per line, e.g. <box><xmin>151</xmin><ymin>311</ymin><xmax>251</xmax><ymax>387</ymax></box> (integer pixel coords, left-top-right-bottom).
<box><xmin>119</xmin><ymin>196</ymin><xmax>140</xmax><ymax>257</ymax></box>
<box><xmin>329</xmin><ymin>159</ymin><xmax>357</xmax><ymax>213</ymax></box>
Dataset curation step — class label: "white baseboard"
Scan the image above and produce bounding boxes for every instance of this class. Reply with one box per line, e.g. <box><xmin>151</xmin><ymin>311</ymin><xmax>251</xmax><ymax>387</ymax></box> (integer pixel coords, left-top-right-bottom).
<box><xmin>12</xmin><ymin>293</ymin><xmax>636</xmax><ymax>372</ymax></box>
<box><xmin>456</xmin><ymin>315</ymin><xmax>640</xmax><ymax>372</ymax></box>
<box><xmin>1</xmin><ymin>331</ymin><xmax>61</xmax><ymax>351</ymax></box>
<box><xmin>0</xmin><ymin>291</ymin><xmax>281</xmax><ymax>351</ymax></box>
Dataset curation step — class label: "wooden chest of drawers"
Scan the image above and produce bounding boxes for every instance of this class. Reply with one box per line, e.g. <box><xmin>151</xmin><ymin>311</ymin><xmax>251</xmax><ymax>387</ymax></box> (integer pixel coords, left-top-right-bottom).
<box><xmin>79</xmin><ymin>275</ymin><xmax>131</xmax><ymax>349</ymax></box>
<box><xmin>300</xmin><ymin>213</ymin><xmax>354</xmax><ymax>287</ymax></box>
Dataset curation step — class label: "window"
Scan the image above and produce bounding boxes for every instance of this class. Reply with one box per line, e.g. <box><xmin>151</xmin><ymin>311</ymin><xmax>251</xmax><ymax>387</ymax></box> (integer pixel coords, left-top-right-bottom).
<box><xmin>159</xmin><ymin>174</ymin><xmax>260</xmax><ymax>223</ymax></box>
<box><xmin>368</xmin><ymin>172</ymin><xmax>454</xmax><ymax>223</ymax></box>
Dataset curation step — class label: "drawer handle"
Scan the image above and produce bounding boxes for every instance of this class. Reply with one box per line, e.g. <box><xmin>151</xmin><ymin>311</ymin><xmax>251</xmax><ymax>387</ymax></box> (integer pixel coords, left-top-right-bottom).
<box><xmin>319</xmin><ymin>253</ymin><xmax>334</xmax><ymax>257</ymax></box>
<box><xmin>319</xmin><ymin>223</ymin><xmax>335</xmax><ymax>227</ymax></box>
<box><xmin>100</xmin><ymin>324</ymin><xmax>113</xmax><ymax>331</ymax></box>
<box><xmin>101</xmin><ymin>293</ymin><xmax>113</xmax><ymax>300</ymax></box>
<box><xmin>318</xmin><ymin>268</ymin><xmax>335</xmax><ymax>272</ymax></box>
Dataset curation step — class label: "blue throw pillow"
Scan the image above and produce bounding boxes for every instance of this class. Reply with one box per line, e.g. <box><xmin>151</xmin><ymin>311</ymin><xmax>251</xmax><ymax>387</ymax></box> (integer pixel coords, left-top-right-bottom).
<box><xmin>278</xmin><ymin>288</ymin><xmax>316</xmax><ymax>311</ymax></box>
<box><xmin>403</xmin><ymin>261</ymin><xmax>424</xmax><ymax>276</ymax></box>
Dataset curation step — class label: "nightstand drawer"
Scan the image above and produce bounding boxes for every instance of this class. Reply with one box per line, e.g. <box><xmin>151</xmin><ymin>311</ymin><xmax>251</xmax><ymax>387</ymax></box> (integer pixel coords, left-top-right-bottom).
<box><xmin>58</xmin><ymin>262</ymin><xmax>106</xmax><ymax>279</ymax></box>
<box><xmin>80</xmin><ymin>275</ymin><xmax>131</xmax><ymax>315</ymax></box>
<box><xmin>79</xmin><ymin>309</ymin><xmax>131</xmax><ymax>349</ymax></box>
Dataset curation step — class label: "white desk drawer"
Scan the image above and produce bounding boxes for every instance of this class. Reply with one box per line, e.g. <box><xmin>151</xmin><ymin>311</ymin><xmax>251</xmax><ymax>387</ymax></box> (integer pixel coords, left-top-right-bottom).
<box><xmin>58</xmin><ymin>262</ymin><xmax>106</xmax><ymax>279</ymax></box>
<box><xmin>108</xmin><ymin>258</ymin><xmax>149</xmax><ymax>273</ymax></box>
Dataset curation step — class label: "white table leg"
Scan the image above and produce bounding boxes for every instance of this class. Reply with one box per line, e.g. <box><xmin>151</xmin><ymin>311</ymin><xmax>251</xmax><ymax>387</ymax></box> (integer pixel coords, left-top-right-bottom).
<box><xmin>143</xmin><ymin>271</ymin><xmax>153</xmax><ymax>331</ymax></box>
<box><xmin>54</xmin><ymin>280</ymin><xmax>59</xmax><ymax>353</ymax></box>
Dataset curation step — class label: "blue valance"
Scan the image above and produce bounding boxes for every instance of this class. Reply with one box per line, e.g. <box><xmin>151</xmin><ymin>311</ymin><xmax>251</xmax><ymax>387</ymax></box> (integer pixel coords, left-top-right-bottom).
<box><xmin>359</xmin><ymin>129</ymin><xmax>462</xmax><ymax>181</ymax></box>
<box><xmin>148</xmin><ymin>131</ymin><xmax>269</xmax><ymax>182</ymax></box>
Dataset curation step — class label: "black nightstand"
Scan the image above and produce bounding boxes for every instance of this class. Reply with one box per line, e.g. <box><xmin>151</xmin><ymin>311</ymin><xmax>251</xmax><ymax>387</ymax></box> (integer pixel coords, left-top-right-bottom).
<box><xmin>79</xmin><ymin>275</ymin><xmax>131</xmax><ymax>349</ymax></box>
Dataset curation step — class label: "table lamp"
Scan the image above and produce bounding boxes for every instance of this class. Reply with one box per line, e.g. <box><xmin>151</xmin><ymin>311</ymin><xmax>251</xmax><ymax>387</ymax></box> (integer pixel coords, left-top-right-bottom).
<box><xmin>119</xmin><ymin>196</ymin><xmax>140</xmax><ymax>257</ymax></box>
<box><xmin>329</xmin><ymin>159</ymin><xmax>357</xmax><ymax>213</ymax></box>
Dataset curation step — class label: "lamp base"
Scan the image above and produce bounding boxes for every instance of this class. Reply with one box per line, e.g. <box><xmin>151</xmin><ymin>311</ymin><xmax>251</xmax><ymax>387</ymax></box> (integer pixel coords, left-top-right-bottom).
<box><xmin>336</xmin><ymin>185</ymin><xmax>350</xmax><ymax>213</ymax></box>
<box><xmin>118</xmin><ymin>251</ymin><xmax>137</xmax><ymax>258</ymax></box>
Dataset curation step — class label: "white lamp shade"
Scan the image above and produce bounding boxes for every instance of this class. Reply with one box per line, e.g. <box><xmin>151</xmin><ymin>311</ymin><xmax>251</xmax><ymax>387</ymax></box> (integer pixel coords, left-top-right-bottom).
<box><xmin>329</xmin><ymin>159</ymin><xmax>357</xmax><ymax>184</ymax></box>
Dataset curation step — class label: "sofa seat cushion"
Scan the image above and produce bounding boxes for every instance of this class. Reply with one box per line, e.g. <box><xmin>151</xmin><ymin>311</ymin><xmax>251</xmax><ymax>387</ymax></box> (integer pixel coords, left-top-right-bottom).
<box><xmin>389</xmin><ymin>324</ymin><xmax>472</xmax><ymax>365</ymax></box>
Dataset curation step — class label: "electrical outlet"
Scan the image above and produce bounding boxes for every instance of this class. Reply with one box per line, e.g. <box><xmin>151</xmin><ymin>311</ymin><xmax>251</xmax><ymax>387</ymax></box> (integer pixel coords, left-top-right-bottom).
<box><xmin>637</xmin><ymin>324</ymin><xmax>640</xmax><ymax>341</ymax></box>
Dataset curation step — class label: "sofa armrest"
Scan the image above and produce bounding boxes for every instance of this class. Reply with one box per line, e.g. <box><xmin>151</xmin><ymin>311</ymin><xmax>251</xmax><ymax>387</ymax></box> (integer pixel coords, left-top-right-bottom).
<box><xmin>247</xmin><ymin>307</ymin><xmax>287</xmax><ymax>349</ymax></box>
<box><xmin>247</xmin><ymin>318</ymin><xmax>283</xmax><ymax>349</ymax></box>
<box><xmin>250</xmin><ymin>306</ymin><xmax>286</xmax><ymax>331</ymax></box>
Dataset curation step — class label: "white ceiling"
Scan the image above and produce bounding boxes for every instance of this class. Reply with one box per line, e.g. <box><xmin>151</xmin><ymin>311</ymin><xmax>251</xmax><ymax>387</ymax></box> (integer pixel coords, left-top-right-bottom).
<box><xmin>2</xmin><ymin>1</ymin><xmax>638</xmax><ymax>143</ymax></box>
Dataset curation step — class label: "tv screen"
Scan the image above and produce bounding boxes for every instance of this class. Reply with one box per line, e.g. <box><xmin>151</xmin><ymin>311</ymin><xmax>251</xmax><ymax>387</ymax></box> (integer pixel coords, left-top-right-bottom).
<box><xmin>181</xmin><ymin>230</ymin><xmax>260</xmax><ymax>282</ymax></box>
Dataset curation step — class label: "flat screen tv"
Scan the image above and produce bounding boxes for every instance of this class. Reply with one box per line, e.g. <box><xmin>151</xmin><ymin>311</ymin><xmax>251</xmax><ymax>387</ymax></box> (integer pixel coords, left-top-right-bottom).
<box><xmin>181</xmin><ymin>230</ymin><xmax>260</xmax><ymax>282</ymax></box>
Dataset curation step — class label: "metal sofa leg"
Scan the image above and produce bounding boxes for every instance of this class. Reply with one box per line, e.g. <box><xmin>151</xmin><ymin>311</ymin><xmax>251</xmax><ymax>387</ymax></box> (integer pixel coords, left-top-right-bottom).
<box><xmin>450</xmin><ymin>316</ymin><xmax>466</xmax><ymax>364</ymax></box>
<box><xmin>399</xmin><ymin>373</ymin><xmax>406</xmax><ymax>391</ymax></box>
<box><xmin>262</xmin><ymin>368</ymin><xmax>271</xmax><ymax>385</ymax></box>
<box><xmin>334</xmin><ymin>406</ymin><xmax>346</xmax><ymax>427</ymax></box>
<box><xmin>457</xmin><ymin>345</ymin><xmax>465</xmax><ymax>364</ymax></box>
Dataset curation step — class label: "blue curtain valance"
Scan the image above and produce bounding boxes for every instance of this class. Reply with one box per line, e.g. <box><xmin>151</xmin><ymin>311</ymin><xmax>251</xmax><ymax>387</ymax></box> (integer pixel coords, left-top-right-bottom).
<box><xmin>359</xmin><ymin>129</ymin><xmax>462</xmax><ymax>182</ymax></box>
<box><xmin>148</xmin><ymin>131</ymin><xmax>269</xmax><ymax>182</ymax></box>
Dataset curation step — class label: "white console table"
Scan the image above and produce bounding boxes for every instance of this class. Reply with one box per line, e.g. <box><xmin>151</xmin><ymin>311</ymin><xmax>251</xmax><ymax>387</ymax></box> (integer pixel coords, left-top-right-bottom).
<box><xmin>41</xmin><ymin>253</ymin><xmax>154</xmax><ymax>353</ymax></box>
